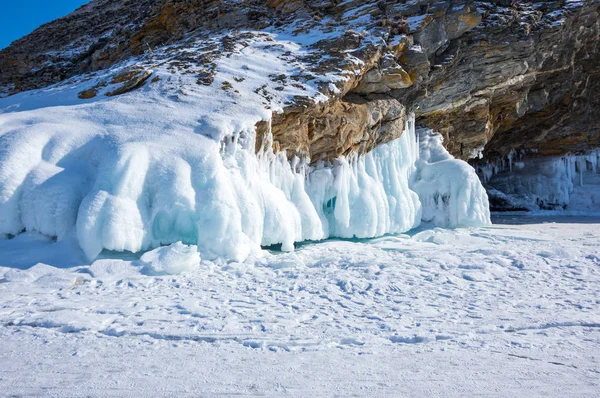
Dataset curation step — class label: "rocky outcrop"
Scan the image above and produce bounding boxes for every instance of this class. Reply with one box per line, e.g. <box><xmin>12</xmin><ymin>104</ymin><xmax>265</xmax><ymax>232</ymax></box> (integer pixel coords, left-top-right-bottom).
<box><xmin>1</xmin><ymin>0</ymin><xmax>599</xmax><ymax>174</ymax></box>
<box><xmin>256</xmin><ymin>95</ymin><xmax>407</xmax><ymax>161</ymax></box>
<box><xmin>258</xmin><ymin>0</ymin><xmax>600</xmax><ymax>165</ymax></box>
<box><xmin>257</xmin><ymin>0</ymin><xmax>487</xmax><ymax>163</ymax></box>
<box><xmin>408</xmin><ymin>1</ymin><xmax>600</xmax><ymax>161</ymax></box>
<box><xmin>0</xmin><ymin>0</ymin><xmax>275</xmax><ymax>95</ymax></box>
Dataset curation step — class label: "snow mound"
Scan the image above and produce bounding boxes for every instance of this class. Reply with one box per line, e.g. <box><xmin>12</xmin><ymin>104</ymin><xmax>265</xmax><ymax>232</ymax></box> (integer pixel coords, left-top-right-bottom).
<box><xmin>139</xmin><ymin>242</ymin><xmax>201</xmax><ymax>275</ymax></box>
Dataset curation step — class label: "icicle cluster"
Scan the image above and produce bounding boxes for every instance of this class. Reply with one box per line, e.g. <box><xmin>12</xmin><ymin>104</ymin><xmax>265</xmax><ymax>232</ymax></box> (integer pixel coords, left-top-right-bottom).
<box><xmin>475</xmin><ymin>149</ymin><xmax>600</xmax><ymax>211</ymax></box>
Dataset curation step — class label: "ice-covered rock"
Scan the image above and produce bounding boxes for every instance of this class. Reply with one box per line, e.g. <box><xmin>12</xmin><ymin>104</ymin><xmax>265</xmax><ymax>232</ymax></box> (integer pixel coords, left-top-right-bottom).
<box><xmin>0</xmin><ymin>8</ymin><xmax>492</xmax><ymax>262</ymax></box>
<box><xmin>306</xmin><ymin>117</ymin><xmax>422</xmax><ymax>240</ymax></box>
<box><xmin>476</xmin><ymin>150</ymin><xmax>600</xmax><ymax>212</ymax></box>
<box><xmin>0</xmin><ymin>84</ymin><xmax>490</xmax><ymax>262</ymax></box>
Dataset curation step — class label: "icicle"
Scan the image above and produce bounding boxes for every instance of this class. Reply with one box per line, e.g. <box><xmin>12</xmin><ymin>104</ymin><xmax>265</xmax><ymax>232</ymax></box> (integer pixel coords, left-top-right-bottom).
<box><xmin>507</xmin><ymin>149</ymin><xmax>514</xmax><ymax>173</ymax></box>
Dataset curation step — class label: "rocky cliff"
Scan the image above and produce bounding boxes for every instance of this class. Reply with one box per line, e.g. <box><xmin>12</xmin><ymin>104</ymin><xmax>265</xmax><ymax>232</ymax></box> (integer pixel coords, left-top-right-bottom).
<box><xmin>1</xmin><ymin>0</ymin><xmax>599</xmax><ymax>209</ymax></box>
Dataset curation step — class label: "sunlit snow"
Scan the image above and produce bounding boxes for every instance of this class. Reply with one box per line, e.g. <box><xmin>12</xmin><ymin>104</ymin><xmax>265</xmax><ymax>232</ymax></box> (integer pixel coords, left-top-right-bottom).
<box><xmin>0</xmin><ymin>216</ymin><xmax>598</xmax><ymax>395</ymax></box>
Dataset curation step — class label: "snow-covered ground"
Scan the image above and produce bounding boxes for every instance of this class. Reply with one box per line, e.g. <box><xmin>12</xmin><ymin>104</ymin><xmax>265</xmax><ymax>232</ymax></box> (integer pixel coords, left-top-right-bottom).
<box><xmin>1</xmin><ymin>216</ymin><xmax>598</xmax><ymax>396</ymax></box>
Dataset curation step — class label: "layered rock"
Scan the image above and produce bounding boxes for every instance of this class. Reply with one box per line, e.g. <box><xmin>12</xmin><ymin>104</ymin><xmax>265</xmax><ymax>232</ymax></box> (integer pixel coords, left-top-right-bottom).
<box><xmin>408</xmin><ymin>1</ymin><xmax>600</xmax><ymax>161</ymax></box>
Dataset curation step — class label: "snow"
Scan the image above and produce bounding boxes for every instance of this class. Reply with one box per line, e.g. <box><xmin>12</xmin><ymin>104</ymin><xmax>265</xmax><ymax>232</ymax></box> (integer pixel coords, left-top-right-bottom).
<box><xmin>565</xmin><ymin>0</ymin><xmax>585</xmax><ymax>9</ymax></box>
<box><xmin>413</xmin><ymin>129</ymin><xmax>490</xmax><ymax>227</ymax></box>
<box><xmin>0</xmin><ymin>217</ymin><xmax>598</xmax><ymax>395</ymax></box>
<box><xmin>407</xmin><ymin>15</ymin><xmax>431</xmax><ymax>32</ymax></box>
<box><xmin>139</xmin><ymin>242</ymin><xmax>201</xmax><ymax>275</ymax></box>
<box><xmin>0</xmin><ymin>31</ymin><xmax>325</xmax><ymax>261</ymax></box>
<box><xmin>0</xmin><ymin>2</ymin><xmax>597</xmax><ymax>394</ymax></box>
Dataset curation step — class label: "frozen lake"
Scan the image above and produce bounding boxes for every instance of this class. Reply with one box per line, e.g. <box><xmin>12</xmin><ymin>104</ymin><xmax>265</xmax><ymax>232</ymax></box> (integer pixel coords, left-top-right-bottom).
<box><xmin>0</xmin><ymin>217</ymin><xmax>599</xmax><ymax>396</ymax></box>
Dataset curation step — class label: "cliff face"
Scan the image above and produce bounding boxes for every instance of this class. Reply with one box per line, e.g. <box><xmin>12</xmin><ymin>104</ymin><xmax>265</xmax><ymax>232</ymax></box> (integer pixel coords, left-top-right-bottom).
<box><xmin>410</xmin><ymin>1</ymin><xmax>600</xmax><ymax>161</ymax></box>
<box><xmin>1</xmin><ymin>0</ymin><xmax>598</xmax><ymax>169</ymax></box>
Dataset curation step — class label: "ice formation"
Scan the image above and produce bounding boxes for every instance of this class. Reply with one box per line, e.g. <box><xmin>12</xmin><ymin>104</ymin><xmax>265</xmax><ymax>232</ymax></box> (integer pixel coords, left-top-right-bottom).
<box><xmin>0</xmin><ymin>102</ymin><xmax>490</xmax><ymax>262</ymax></box>
<box><xmin>306</xmin><ymin>117</ymin><xmax>422</xmax><ymax>241</ymax></box>
<box><xmin>412</xmin><ymin>130</ymin><xmax>491</xmax><ymax>227</ymax></box>
<box><xmin>476</xmin><ymin>150</ymin><xmax>600</xmax><ymax>211</ymax></box>
<box><xmin>0</xmin><ymin>34</ymin><xmax>491</xmax><ymax>262</ymax></box>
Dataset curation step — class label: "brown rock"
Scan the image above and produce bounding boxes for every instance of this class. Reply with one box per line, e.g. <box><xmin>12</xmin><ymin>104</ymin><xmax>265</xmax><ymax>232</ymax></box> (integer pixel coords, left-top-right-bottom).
<box><xmin>105</xmin><ymin>70</ymin><xmax>152</xmax><ymax>96</ymax></box>
<box><xmin>257</xmin><ymin>95</ymin><xmax>407</xmax><ymax>163</ymax></box>
<box><xmin>1</xmin><ymin>0</ymin><xmax>598</xmax><ymax>169</ymax></box>
<box><xmin>77</xmin><ymin>89</ymin><xmax>97</xmax><ymax>99</ymax></box>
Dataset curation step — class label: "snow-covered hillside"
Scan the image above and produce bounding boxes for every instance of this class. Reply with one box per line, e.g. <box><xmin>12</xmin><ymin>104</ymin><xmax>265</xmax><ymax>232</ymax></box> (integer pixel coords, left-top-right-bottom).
<box><xmin>0</xmin><ymin>27</ymin><xmax>490</xmax><ymax>262</ymax></box>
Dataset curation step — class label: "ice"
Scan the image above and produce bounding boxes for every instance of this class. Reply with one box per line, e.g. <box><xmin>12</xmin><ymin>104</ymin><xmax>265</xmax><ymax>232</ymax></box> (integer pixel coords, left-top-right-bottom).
<box><xmin>306</xmin><ymin>117</ymin><xmax>422</xmax><ymax>239</ymax></box>
<box><xmin>0</xmin><ymin>95</ymin><xmax>490</xmax><ymax>261</ymax></box>
<box><xmin>476</xmin><ymin>150</ymin><xmax>600</xmax><ymax>212</ymax></box>
<box><xmin>412</xmin><ymin>130</ymin><xmax>491</xmax><ymax>227</ymax></box>
<box><xmin>0</xmin><ymin>29</ymin><xmax>491</xmax><ymax>262</ymax></box>
<box><xmin>139</xmin><ymin>242</ymin><xmax>201</xmax><ymax>275</ymax></box>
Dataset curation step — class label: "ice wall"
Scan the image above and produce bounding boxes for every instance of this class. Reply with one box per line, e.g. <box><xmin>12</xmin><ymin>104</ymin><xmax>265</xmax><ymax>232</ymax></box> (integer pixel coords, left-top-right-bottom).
<box><xmin>475</xmin><ymin>150</ymin><xmax>600</xmax><ymax>212</ymax></box>
<box><xmin>306</xmin><ymin>117</ymin><xmax>422</xmax><ymax>240</ymax></box>
<box><xmin>0</xmin><ymin>108</ymin><xmax>490</xmax><ymax>262</ymax></box>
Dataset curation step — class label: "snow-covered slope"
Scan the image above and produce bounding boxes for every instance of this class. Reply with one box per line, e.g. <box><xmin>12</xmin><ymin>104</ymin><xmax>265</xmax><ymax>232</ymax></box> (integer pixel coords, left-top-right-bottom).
<box><xmin>0</xmin><ymin>28</ymin><xmax>490</xmax><ymax>261</ymax></box>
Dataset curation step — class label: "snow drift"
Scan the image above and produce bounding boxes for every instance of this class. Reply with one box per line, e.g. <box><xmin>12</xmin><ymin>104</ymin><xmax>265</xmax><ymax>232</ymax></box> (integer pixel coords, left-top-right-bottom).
<box><xmin>140</xmin><ymin>242</ymin><xmax>201</xmax><ymax>275</ymax></box>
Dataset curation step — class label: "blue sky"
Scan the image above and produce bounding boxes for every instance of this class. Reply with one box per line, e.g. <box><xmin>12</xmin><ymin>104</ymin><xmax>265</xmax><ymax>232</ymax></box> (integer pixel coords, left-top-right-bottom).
<box><xmin>0</xmin><ymin>1</ymin><xmax>90</xmax><ymax>50</ymax></box>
